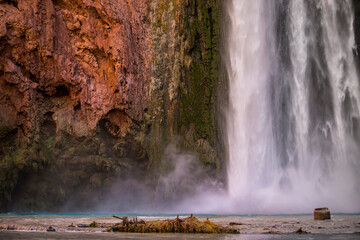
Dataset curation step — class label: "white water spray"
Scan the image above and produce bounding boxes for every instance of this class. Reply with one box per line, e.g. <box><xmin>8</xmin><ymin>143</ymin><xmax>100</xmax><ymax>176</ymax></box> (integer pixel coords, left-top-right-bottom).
<box><xmin>226</xmin><ymin>0</ymin><xmax>360</xmax><ymax>213</ymax></box>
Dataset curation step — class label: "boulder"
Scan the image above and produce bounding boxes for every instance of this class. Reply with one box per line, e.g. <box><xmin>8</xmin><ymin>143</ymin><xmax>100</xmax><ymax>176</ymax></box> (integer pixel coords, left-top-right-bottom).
<box><xmin>314</xmin><ymin>207</ymin><xmax>331</xmax><ymax>220</ymax></box>
<box><xmin>46</xmin><ymin>226</ymin><xmax>57</xmax><ymax>232</ymax></box>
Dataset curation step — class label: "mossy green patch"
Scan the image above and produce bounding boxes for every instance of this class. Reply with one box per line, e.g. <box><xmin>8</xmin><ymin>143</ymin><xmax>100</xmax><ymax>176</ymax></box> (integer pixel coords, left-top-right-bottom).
<box><xmin>0</xmin><ymin>138</ymin><xmax>53</xmax><ymax>209</ymax></box>
<box><xmin>89</xmin><ymin>221</ymin><xmax>97</xmax><ymax>228</ymax></box>
<box><xmin>147</xmin><ymin>0</ymin><xmax>222</xmax><ymax>181</ymax></box>
<box><xmin>177</xmin><ymin>0</ymin><xmax>220</xmax><ymax>143</ymax></box>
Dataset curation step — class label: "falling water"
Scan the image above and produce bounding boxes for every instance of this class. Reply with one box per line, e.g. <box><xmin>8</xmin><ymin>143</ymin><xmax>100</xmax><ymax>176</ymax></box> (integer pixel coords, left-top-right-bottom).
<box><xmin>226</xmin><ymin>0</ymin><xmax>360</xmax><ymax>213</ymax></box>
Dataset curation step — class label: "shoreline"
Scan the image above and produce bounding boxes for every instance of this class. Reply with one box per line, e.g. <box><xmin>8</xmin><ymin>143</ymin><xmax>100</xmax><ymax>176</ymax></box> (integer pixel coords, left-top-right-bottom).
<box><xmin>1</xmin><ymin>231</ymin><xmax>360</xmax><ymax>240</ymax></box>
<box><xmin>0</xmin><ymin>214</ymin><xmax>359</xmax><ymax>235</ymax></box>
<box><xmin>1</xmin><ymin>228</ymin><xmax>360</xmax><ymax>235</ymax></box>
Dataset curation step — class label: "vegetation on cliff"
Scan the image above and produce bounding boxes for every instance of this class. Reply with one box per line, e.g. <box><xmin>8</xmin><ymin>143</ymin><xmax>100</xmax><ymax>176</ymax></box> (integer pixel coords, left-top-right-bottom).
<box><xmin>147</xmin><ymin>0</ymin><xmax>222</xmax><ymax>192</ymax></box>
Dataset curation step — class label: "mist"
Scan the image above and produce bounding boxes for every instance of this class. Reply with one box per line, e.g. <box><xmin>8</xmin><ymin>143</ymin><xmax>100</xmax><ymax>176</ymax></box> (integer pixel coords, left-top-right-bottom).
<box><xmin>20</xmin><ymin>0</ymin><xmax>360</xmax><ymax>215</ymax></box>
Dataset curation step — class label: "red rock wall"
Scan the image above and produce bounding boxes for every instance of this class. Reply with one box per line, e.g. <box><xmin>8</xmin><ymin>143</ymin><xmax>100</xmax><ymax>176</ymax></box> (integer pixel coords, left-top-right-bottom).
<box><xmin>0</xmin><ymin>0</ymin><xmax>154</xmax><ymax>211</ymax></box>
<box><xmin>0</xmin><ymin>0</ymin><xmax>149</xmax><ymax>139</ymax></box>
<box><xmin>0</xmin><ymin>0</ymin><xmax>223</xmax><ymax>211</ymax></box>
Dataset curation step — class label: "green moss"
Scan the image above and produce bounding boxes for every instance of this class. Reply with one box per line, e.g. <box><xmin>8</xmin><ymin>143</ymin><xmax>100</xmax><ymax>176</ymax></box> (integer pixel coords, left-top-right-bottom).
<box><xmin>178</xmin><ymin>0</ymin><xmax>221</xmax><ymax>145</ymax></box>
<box><xmin>45</xmin><ymin>137</ymin><xmax>54</xmax><ymax>147</ymax></box>
<box><xmin>147</xmin><ymin>0</ymin><xmax>222</xmax><ymax>180</ymax></box>
<box><xmin>0</xmin><ymin>138</ymin><xmax>53</xmax><ymax>209</ymax></box>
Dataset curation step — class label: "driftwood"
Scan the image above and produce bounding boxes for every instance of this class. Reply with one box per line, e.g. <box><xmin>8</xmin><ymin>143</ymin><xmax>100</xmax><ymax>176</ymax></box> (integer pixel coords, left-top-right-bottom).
<box><xmin>112</xmin><ymin>215</ymin><xmax>123</xmax><ymax>220</ymax></box>
<box><xmin>74</xmin><ymin>222</ymin><xmax>112</xmax><ymax>229</ymax></box>
<box><xmin>113</xmin><ymin>215</ymin><xmax>145</xmax><ymax>225</ymax></box>
<box><xmin>109</xmin><ymin>215</ymin><xmax>238</xmax><ymax>234</ymax></box>
<box><xmin>314</xmin><ymin>208</ymin><xmax>331</xmax><ymax>220</ymax></box>
<box><xmin>294</xmin><ymin>227</ymin><xmax>309</xmax><ymax>234</ymax></box>
<box><xmin>229</xmin><ymin>222</ymin><xmax>244</xmax><ymax>226</ymax></box>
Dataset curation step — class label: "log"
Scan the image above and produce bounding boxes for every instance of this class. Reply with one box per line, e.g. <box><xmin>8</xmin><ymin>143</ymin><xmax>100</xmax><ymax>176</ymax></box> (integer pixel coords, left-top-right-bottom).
<box><xmin>314</xmin><ymin>207</ymin><xmax>331</xmax><ymax>220</ymax></box>
<box><xmin>229</xmin><ymin>222</ymin><xmax>244</xmax><ymax>225</ymax></box>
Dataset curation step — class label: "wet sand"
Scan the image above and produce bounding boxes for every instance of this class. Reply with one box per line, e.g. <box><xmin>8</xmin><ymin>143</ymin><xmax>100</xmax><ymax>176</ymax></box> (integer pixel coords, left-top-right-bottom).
<box><xmin>0</xmin><ymin>214</ymin><xmax>359</xmax><ymax>239</ymax></box>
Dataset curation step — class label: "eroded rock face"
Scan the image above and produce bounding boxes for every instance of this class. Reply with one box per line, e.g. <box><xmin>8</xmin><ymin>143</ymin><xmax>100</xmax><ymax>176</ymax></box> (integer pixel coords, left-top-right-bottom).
<box><xmin>0</xmin><ymin>0</ymin><xmax>223</xmax><ymax>211</ymax></box>
<box><xmin>0</xmin><ymin>0</ymin><xmax>152</xmax><ymax>211</ymax></box>
<box><xmin>0</xmin><ymin>0</ymin><xmax>149</xmax><ymax>139</ymax></box>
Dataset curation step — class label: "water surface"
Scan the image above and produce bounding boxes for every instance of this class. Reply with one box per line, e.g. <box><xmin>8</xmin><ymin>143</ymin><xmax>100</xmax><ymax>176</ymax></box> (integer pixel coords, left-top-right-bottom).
<box><xmin>1</xmin><ymin>213</ymin><xmax>359</xmax><ymax>239</ymax></box>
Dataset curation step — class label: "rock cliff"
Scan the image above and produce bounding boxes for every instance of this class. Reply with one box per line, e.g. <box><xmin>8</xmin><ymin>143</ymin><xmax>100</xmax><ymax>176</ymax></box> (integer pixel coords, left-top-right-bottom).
<box><xmin>0</xmin><ymin>0</ymin><xmax>223</xmax><ymax>211</ymax></box>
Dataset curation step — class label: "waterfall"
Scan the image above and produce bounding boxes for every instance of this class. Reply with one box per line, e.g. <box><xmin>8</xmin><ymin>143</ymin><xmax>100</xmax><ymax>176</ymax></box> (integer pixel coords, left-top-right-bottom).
<box><xmin>226</xmin><ymin>0</ymin><xmax>360</xmax><ymax>213</ymax></box>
